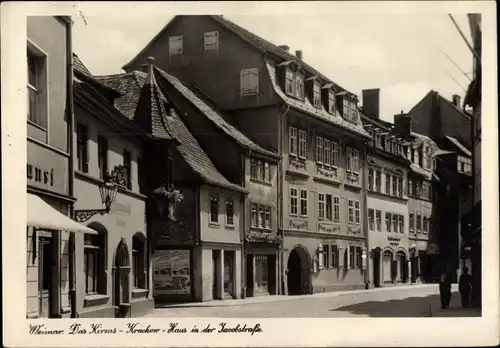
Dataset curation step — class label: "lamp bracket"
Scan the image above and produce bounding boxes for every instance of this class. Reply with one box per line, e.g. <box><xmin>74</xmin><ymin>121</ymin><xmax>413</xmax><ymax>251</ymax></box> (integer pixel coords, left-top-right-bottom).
<box><xmin>74</xmin><ymin>209</ymin><xmax>109</xmax><ymax>223</ymax></box>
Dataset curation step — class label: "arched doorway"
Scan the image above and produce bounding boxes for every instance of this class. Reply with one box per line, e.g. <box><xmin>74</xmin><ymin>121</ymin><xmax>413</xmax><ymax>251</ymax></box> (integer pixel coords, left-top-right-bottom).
<box><xmin>382</xmin><ymin>249</ymin><xmax>394</xmax><ymax>284</ymax></box>
<box><xmin>286</xmin><ymin>246</ymin><xmax>311</xmax><ymax>295</ymax></box>
<box><xmin>396</xmin><ymin>250</ymin><xmax>408</xmax><ymax>283</ymax></box>
<box><xmin>113</xmin><ymin>238</ymin><xmax>131</xmax><ymax>318</ymax></box>
<box><xmin>372</xmin><ymin>247</ymin><xmax>382</xmax><ymax>287</ymax></box>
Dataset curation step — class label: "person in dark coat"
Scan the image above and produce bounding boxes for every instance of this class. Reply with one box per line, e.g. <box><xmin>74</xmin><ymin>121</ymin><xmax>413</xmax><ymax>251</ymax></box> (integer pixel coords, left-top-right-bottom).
<box><xmin>459</xmin><ymin>267</ymin><xmax>472</xmax><ymax>308</ymax></box>
<box><xmin>439</xmin><ymin>272</ymin><xmax>452</xmax><ymax>309</ymax></box>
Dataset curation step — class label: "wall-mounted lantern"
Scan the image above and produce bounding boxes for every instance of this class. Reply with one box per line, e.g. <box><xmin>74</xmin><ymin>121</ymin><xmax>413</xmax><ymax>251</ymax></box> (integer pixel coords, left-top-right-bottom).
<box><xmin>74</xmin><ymin>166</ymin><xmax>126</xmax><ymax>222</ymax></box>
<box><xmin>152</xmin><ymin>184</ymin><xmax>184</xmax><ymax>221</ymax></box>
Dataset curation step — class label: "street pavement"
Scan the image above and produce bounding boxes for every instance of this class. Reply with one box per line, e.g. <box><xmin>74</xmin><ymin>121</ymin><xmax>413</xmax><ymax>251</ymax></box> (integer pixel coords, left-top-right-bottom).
<box><xmin>143</xmin><ymin>284</ymin><xmax>482</xmax><ymax>318</ymax></box>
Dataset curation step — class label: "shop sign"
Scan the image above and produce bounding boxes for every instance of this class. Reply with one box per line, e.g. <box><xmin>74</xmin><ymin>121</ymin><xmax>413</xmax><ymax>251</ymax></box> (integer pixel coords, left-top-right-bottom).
<box><xmin>27</xmin><ymin>164</ymin><xmax>54</xmax><ymax>186</ymax></box>
<box><xmin>387</xmin><ymin>235</ymin><xmax>401</xmax><ymax>247</ymax></box>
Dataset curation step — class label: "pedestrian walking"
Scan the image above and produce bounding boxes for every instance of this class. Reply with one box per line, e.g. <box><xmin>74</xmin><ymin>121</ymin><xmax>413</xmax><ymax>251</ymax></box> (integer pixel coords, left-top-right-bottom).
<box><xmin>439</xmin><ymin>272</ymin><xmax>452</xmax><ymax>309</ymax></box>
<box><xmin>459</xmin><ymin>267</ymin><xmax>472</xmax><ymax>308</ymax></box>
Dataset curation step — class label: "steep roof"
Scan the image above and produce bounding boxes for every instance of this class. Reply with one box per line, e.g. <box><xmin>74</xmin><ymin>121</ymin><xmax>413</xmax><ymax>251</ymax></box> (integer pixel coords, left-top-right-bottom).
<box><xmin>445</xmin><ymin>135</ymin><xmax>472</xmax><ymax>157</ymax></box>
<box><xmin>96</xmin><ymin>70</ymin><xmax>246</xmax><ymax>193</ymax></box>
<box><xmin>153</xmin><ymin>67</ymin><xmax>279</xmax><ymax>159</ymax></box>
<box><xmin>73</xmin><ymin>53</ymin><xmax>93</xmax><ymax>77</ymax></box>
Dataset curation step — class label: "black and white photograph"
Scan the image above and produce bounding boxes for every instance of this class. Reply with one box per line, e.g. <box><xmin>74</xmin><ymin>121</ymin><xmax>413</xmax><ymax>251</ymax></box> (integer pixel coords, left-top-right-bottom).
<box><xmin>2</xmin><ymin>1</ymin><xmax>498</xmax><ymax>347</ymax></box>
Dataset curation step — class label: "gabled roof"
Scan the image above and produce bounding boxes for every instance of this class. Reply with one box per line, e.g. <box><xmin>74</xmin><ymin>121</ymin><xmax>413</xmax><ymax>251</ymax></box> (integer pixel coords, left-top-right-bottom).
<box><xmin>153</xmin><ymin>67</ymin><xmax>279</xmax><ymax>159</ymax></box>
<box><xmin>445</xmin><ymin>135</ymin><xmax>472</xmax><ymax>157</ymax></box>
<box><xmin>96</xmin><ymin>70</ymin><xmax>246</xmax><ymax>193</ymax></box>
<box><xmin>73</xmin><ymin>53</ymin><xmax>93</xmax><ymax>77</ymax></box>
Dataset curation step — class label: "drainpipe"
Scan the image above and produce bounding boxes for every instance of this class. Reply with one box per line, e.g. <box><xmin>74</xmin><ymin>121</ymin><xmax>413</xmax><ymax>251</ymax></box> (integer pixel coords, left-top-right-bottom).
<box><xmin>65</xmin><ymin>18</ymin><xmax>77</xmax><ymax>318</ymax></box>
<box><xmin>362</xmin><ymin>141</ymin><xmax>370</xmax><ymax>289</ymax></box>
<box><xmin>277</xmin><ymin>103</ymin><xmax>290</xmax><ymax>295</ymax></box>
<box><xmin>241</xmin><ymin>151</ymin><xmax>248</xmax><ymax>299</ymax></box>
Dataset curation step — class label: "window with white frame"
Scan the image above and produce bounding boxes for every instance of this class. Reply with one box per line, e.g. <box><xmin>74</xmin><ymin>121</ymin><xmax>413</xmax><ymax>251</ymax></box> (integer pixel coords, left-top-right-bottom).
<box><xmin>169</xmin><ymin>36</ymin><xmax>183</xmax><ymax>55</ymax></box>
<box><xmin>348</xmin><ymin>200</ymin><xmax>354</xmax><ymax>223</ymax></box>
<box><xmin>295</xmin><ymin>73</ymin><xmax>304</xmax><ymax>99</ymax></box>
<box><xmin>316</xmin><ymin>137</ymin><xmax>324</xmax><ymax>164</ymax></box>
<box><xmin>392</xmin><ymin>175</ymin><xmax>398</xmax><ymax>196</ymax></box>
<box><xmin>257</xmin><ymin>205</ymin><xmax>265</xmax><ymax>228</ymax></box>
<box><xmin>343</xmin><ymin>99</ymin><xmax>349</xmax><ymax>119</ymax></box>
<box><xmin>398</xmin><ymin>215</ymin><xmax>404</xmax><ymax>233</ymax></box>
<box><xmin>354</xmin><ymin>201</ymin><xmax>360</xmax><ymax>224</ymax></box>
<box><xmin>265</xmin><ymin>207</ymin><xmax>271</xmax><ymax>229</ymax></box>
<box><xmin>409</xmin><ymin>213</ymin><xmax>415</xmax><ymax>232</ymax></box>
<box><xmin>250</xmin><ymin>158</ymin><xmax>272</xmax><ymax>183</ymax></box>
<box><xmin>290</xmin><ymin>187</ymin><xmax>298</xmax><ymax>216</ymax></box>
<box><xmin>313</xmin><ymin>82</ymin><xmax>321</xmax><ymax>108</ymax></box>
<box><xmin>385</xmin><ymin>174</ymin><xmax>391</xmax><ymax>195</ymax></box>
<box><xmin>408</xmin><ymin>179</ymin><xmax>413</xmax><ymax>196</ymax></box>
<box><xmin>368</xmin><ymin>168</ymin><xmax>374</xmax><ymax>191</ymax></box>
<box><xmin>384</xmin><ymin>138</ymin><xmax>390</xmax><ymax>152</ymax></box>
<box><xmin>375</xmin><ymin>134</ymin><xmax>382</xmax><ymax>148</ymax></box>
<box><xmin>375</xmin><ymin>210</ymin><xmax>382</xmax><ymax>231</ymax></box>
<box><xmin>27</xmin><ymin>45</ymin><xmax>47</xmax><ymax>128</ymax></box>
<box><xmin>240</xmin><ymin>68</ymin><xmax>259</xmax><ymax>96</ymax></box>
<box><xmin>209</xmin><ymin>196</ymin><xmax>219</xmax><ymax>223</ymax></box>
<box><xmin>349</xmin><ymin>101</ymin><xmax>358</xmax><ymax>122</ymax></box>
<box><xmin>392</xmin><ymin>214</ymin><xmax>398</xmax><ymax>232</ymax></box>
<box><xmin>251</xmin><ymin>204</ymin><xmax>258</xmax><ymax>228</ymax></box>
<box><xmin>333</xmin><ymin>197</ymin><xmax>340</xmax><ymax>221</ymax></box>
<box><xmin>397</xmin><ymin>177</ymin><xmax>403</xmax><ymax>198</ymax></box>
<box><xmin>346</xmin><ymin>147</ymin><xmax>359</xmax><ymax>172</ymax></box>
<box><xmin>226</xmin><ymin>200</ymin><xmax>234</xmax><ymax>226</ymax></box>
<box><xmin>375</xmin><ymin>170</ymin><xmax>382</xmax><ymax>192</ymax></box>
<box><xmin>328</xmin><ymin>91</ymin><xmax>336</xmax><ymax>114</ymax></box>
<box><xmin>331</xmin><ymin>141</ymin><xmax>339</xmax><ymax>166</ymax></box>
<box><xmin>300</xmin><ymin>189</ymin><xmax>308</xmax><ymax>216</ymax></box>
<box><xmin>298</xmin><ymin>130</ymin><xmax>307</xmax><ymax>158</ymax></box>
<box><xmin>416</xmin><ymin>214</ymin><xmax>422</xmax><ymax>232</ymax></box>
<box><xmin>325</xmin><ymin>194</ymin><xmax>333</xmax><ymax>220</ymax></box>
<box><xmin>422</xmin><ymin>180</ymin><xmax>430</xmax><ymax>200</ymax></box>
<box><xmin>323</xmin><ymin>139</ymin><xmax>331</xmax><ymax>166</ymax></box>
<box><xmin>423</xmin><ymin>217</ymin><xmax>428</xmax><ymax>233</ymax></box>
<box><xmin>368</xmin><ymin>209</ymin><xmax>374</xmax><ymax>230</ymax></box>
<box><xmin>386</xmin><ymin>212</ymin><xmax>392</xmax><ymax>232</ymax></box>
<box><xmin>204</xmin><ymin>31</ymin><xmax>219</xmax><ymax>51</ymax></box>
<box><xmin>318</xmin><ymin>193</ymin><xmax>325</xmax><ymax>220</ymax></box>
<box><xmin>285</xmin><ymin>69</ymin><xmax>295</xmax><ymax>95</ymax></box>
<box><xmin>289</xmin><ymin>126</ymin><xmax>297</xmax><ymax>155</ymax></box>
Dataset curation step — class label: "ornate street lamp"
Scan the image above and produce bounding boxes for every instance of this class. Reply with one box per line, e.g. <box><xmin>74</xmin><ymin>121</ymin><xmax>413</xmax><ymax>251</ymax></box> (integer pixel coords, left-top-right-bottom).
<box><xmin>74</xmin><ymin>166</ymin><xmax>123</xmax><ymax>223</ymax></box>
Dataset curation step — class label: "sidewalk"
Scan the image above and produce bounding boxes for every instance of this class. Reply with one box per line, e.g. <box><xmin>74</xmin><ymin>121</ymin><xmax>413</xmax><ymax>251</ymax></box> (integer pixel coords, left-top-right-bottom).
<box><xmin>427</xmin><ymin>292</ymin><xmax>482</xmax><ymax>317</ymax></box>
<box><xmin>155</xmin><ymin>283</ymin><xmax>439</xmax><ymax>309</ymax></box>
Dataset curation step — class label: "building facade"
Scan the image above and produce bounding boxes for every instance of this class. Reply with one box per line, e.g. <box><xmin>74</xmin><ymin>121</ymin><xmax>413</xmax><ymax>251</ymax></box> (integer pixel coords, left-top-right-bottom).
<box><xmin>121</xmin><ymin>15</ymin><xmax>374</xmax><ymax>294</ymax></box>
<box><xmin>360</xmin><ymin>89</ymin><xmax>411</xmax><ymax>287</ymax></box>
<box><xmin>71</xmin><ymin>55</ymin><xmax>154</xmax><ymax>318</ymax></box>
<box><xmin>26</xmin><ymin>16</ymin><xmax>99</xmax><ymax>319</ymax></box>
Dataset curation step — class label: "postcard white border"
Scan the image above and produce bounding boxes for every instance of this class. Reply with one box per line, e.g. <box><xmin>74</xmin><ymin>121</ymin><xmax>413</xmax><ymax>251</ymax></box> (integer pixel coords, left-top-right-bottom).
<box><xmin>1</xmin><ymin>1</ymin><xmax>498</xmax><ymax>347</ymax></box>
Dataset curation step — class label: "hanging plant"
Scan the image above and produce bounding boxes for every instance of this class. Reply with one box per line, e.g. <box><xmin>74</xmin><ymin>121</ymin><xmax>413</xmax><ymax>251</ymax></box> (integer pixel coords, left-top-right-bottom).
<box><xmin>152</xmin><ymin>184</ymin><xmax>184</xmax><ymax>202</ymax></box>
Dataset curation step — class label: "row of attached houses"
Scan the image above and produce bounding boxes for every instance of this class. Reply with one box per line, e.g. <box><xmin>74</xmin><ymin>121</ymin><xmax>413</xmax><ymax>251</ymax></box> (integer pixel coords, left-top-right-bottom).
<box><xmin>26</xmin><ymin>15</ymin><xmax>475</xmax><ymax>318</ymax></box>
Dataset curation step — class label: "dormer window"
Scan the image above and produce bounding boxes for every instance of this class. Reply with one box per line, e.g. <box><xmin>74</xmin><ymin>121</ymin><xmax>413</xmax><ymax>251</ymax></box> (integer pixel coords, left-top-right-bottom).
<box><xmin>375</xmin><ymin>134</ymin><xmax>382</xmax><ymax>148</ymax></box>
<box><xmin>384</xmin><ymin>137</ymin><xmax>390</xmax><ymax>152</ymax></box>
<box><xmin>313</xmin><ymin>82</ymin><xmax>321</xmax><ymax>108</ymax></box>
<box><xmin>414</xmin><ymin>148</ymin><xmax>420</xmax><ymax>166</ymax></box>
<box><xmin>295</xmin><ymin>73</ymin><xmax>304</xmax><ymax>99</ymax></box>
<box><xmin>285</xmin><ymin>69</ymin><xmax>295</xmax><ymax>95</ymax></box>
<box><xmin>342</xmin><ymin>97</ymin><xmax>358</xmax><ymax>122</ymax></box>
<box><xmin>406</xmin><ymin>146</ymin><xmax>411</xmax><ymax>161</ymax></box>
<box><xmin>328</xmin><ymin>91</ymin><xmax>336</xmax><ymax>114</ymax></box>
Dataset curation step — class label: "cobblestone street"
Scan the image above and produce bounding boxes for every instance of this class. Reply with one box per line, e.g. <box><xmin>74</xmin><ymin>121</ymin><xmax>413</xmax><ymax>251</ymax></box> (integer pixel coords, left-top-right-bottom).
<box><xmin>143</xmin><ymin>284</ymin><xmax>481</xmax><ymax>318</ymax></box>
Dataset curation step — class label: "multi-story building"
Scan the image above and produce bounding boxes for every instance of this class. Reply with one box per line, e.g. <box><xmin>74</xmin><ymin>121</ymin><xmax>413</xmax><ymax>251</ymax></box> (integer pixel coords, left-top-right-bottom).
<box><xmin>360</xmin><ymin>89</ymin><xmax>411</xmax><ymax>287</ymax></box>
<box><xmin>97</xmin><ymin>60</ymin><xmax>248</xmax><ymax>303</ymax></box>
<box><xmin>71</xmin><ymin>55</ymin><xmax>154</xmax><ymax>318</ymax></box>
<box><xmin>121</xmin><ymin>15</ymin><xmax>372</xmax><ymax>294</ymax></box>
<box><xmin>26</xmin><ymin>16</ymin><xmax>99</xmax><ymax>319</ymax></box>
<box><xmin>463</xmin><ymin>13</ymin><xmax>481</xmax><ymax>309</ymax></box>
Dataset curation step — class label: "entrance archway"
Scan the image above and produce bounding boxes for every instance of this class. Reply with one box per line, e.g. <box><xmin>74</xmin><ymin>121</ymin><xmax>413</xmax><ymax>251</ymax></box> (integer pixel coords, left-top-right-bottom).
<box><xmin>113</xmin><ymin>238</ymin><xmax>131</xmax><ymax>318</ymax></box>
<box><xmin>286</xmin><ymin>246</ymin><xmax>311</xmax><ymax>295</ymax></box>
<box><xmin>372</xmin><ymin>247</ymin><xmax>382</xmax><ymax>287</ymax></box>
<box><xmin>382</xmin><ymin>249</ymin><xmax>394</xmax><ymax>284</ymax></box>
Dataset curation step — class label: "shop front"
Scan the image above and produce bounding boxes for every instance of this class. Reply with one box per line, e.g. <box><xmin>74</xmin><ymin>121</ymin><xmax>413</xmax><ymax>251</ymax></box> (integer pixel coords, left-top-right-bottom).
<box><xmin>245</xmin><ymin>241</ymin><xmax>280</xmax><ymax>297</ymax></box>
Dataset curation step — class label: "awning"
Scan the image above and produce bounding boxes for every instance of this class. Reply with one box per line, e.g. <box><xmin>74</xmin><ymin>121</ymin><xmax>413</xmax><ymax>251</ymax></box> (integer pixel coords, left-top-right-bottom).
<box><xmin>27</xmin><ymin>193</ymin><xmax>97</xmax><ymax>234</ymax></box>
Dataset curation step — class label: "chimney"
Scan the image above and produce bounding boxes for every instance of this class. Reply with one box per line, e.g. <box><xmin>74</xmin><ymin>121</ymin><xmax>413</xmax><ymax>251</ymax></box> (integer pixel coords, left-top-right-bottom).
<box><xmin>278</xmin><ymin>45</ymin><xmax>290</xmax><ymax>53</ymax></box>
<box><xmin>145</xmin><ymin>57</ymin><xmax>156</xmax><ymax>85</ymax></box>
<box><xmin>393</xmin><ymin>112</ymin><xmax>412</xmax><ymax>137</ymax></box>
<box><xmin>361</xmin><ymin>89</ymin><xmax>380</xmax><ymax>119</ymax></box>
<box><xmin>452</xmin><ymin>94</ymin><xmax>461</xmax><ymax>107</ymax></box>
<box><xmin>295</xmin><ymin>50</ymin><xmax>303</xmax><ymax>60</ymax></box>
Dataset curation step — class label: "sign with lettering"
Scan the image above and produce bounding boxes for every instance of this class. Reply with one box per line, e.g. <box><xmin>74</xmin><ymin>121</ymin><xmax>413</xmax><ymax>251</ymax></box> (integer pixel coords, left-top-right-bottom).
<box><xmin>27</xmin><ymin>164</ymin><xmax>54</xmax><ymax>186</ymax></box>
<box><xmin>27</xmin><ymin>141</ymin><xmax>68</xmax><ymax>195</ymax></box>
<box><xmin>387</xmin><ymin>235</ymin><xmax>401</xmax><ymax>247</ymax></box>
<box><xmin>289</xmin><ymin>220</ymin><xmax>307</xmax><ymax>230</ymax></box>
<box><xmin>318</xmin><ymin>223</ymin><xmax>340</xmax><ymax>234</ymax></box>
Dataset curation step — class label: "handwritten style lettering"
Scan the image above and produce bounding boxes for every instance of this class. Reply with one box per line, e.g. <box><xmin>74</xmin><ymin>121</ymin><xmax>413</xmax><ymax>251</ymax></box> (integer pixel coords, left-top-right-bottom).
<box><xmin>126</xmin><ymin>323</ymin><xmax>161</xmax><ymax>334</ymax></box>
<box><xmin>29</xmin><ymin>324</ymin><xmax>64</xmax><ymax>335</ymax></box>
<box><xmin>218</xmin><ymin>322</ymin><xmax>263</xmax><ymax>335</ymax></box>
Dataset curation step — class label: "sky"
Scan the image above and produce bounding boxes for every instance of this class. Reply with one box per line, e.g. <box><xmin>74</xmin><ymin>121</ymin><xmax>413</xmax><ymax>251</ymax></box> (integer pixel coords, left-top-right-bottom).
<box><xmin>72</xmin><ymin>11</ymin><xmax>474</xmax><ymax>123</ymax></box>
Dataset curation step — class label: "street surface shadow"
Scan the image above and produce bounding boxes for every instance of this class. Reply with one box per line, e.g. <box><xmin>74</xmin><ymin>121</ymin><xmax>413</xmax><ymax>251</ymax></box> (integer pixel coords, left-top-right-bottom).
<box><xmin>330</xmin><ymin>292</ymin><xmax>482</xmax><ymax>317</ymax></box>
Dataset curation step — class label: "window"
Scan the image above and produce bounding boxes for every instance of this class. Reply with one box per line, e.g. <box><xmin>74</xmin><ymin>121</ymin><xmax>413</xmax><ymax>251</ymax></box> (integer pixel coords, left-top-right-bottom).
<box><xmin>384</xmin><ymin>138</ymin><xmax>390</xmax><ymax>152</ymax></box>
<box><xmin>258</xmin><ymin>205</ymin><xmax>265</xmax><ymax>228</ymax></box>
<box><xmin>251</xmin><ymin>204</ymin><xmax>258</xmax><ymax>228</ymax></box>
<box><xmin>392</xmin><ymin>175</ymin><xmax>398</xmax><ymax>196</ymax></box>
<box><xmin>398</xmin><ymin>215</ymin><xmax>404</xmax><ymax>233</ymax></box>
<box><xmin>348</xmin><ymin>246</ymin><xmax>362</xmax><ymax>269</ymax></box>
<box><xmin>330</xmin><ymin>245</ymin><xmax>339</xmax><ymax>268</ymax></box>
<box><xmin>295</xmin><ymin>73</ymin><xmax>304</xmax><ymax>99</ymax></box>
<box><xmin>368</xmin><ymin>168</ymin><xmax>374</xmax><ymax>191</ymax></box>
<box><xmin>386</xmin><ymin>212</ymin><xmax>392</xmax><ymax>232</ymax></box>
<box><xmin>137</xmin><ymin>157</ymin><xmax>142</xmax><ymax>193</ymax></box>
<box><xmin>385</xmin><ymin>174</ymin><xmax>391</xmax><ymax>195</ymax></box>
<box><xmin>250</xmin><ymin>159</ymin><xmax>257</xmax><ymax>179</ymax></box>
<box><xmin>313</xmin><ymin>82</ymin><xmax>321</xmax><ymax>108</ymax></box>
<box><xmin>300</xmin><ymin>189</ymin><xmax>308</xmax><ymax>216</ymax></box>
<box><xmin>169</xmin><ymin>36</ymin><xmax>183</xmax><ymax>55</ymax></box>
<box><xmin>350</xmin><ymin>102</ymin><xmax>358</xmax><ymax>122</ymax></box>
<box><xmin>356</xmin><ymin>246</ymin><xmax>363</xmax><ymax>268</ymax></box>
<box><xmin>251</xmin><ymin>158</ymin><xmax>271</xmax><ymax>183</ymax></box>
<box><xmin>330</xmin><ymin>196</ymin><xmax>339</xmax><ymax>221</ymax></box>
<box><xmin>415</xmin><ymin>181</ymin><xmax>422</xmax><ymax>197</ymax></box>
<box><xmin>27</xmin><ymin>47</ymin><xmax>47</xmax><ymax>128</ymax></box>
<box><xmin>343</xmin><ymin>99</ymin><xmax>358</xmax><ymax>122</ymax></box>
<box><xmin>324</xmin><ymin>139</ymin><xmax>331</xmax><ymax>166</ymax></box>
<box><xmin>285</xmin><ymin>69</ymin><xmax>295</xmax><ymax>95</ymax></box>
<box><xmin>97</xmin><ymin>135</ymin><xmax>108</xmax><ymax>180</ymax></box>
<box><xmin>264</xmin><ymin>163</ymin><xmax>271</xmax><ymax>182</ymax></box>
<box><xmin>397</xmin><ymin>177</ymin><xmax>403</xmax><ymax>198</ymax></box>
<box><xmin>422</xmin><ymin>181</ymin><xmax>429</xmax><ymax>200</ymax></box>
<box><xmin>375</xmin><ymin>170</ymin><xmax>382</xmax><ymax>192</ymax></box>
<box><xmin>331</xmin><ymin>141</ymin><xmax>339</xmax><ymax>166</ymax></box>
<box><xmin>323</xmin><ymin>244</ymin><xmax>330</xmax><ymax>269</ymax></box>
<box><xmin>257</xmin><ymin>160</ymin><xmax>264</xmax><ymax>181</ymax></box>
<box><xmin>375</xmin><ymin>134</ymin><xmax>382</xmax><ymax>148</ymax></box>
<box><xmin>204</xmin><ymin>31</ymin><xmax>219</xmax><ymax>51</ymax></box>
<box><xmin>265</xmin><ymin>207</ymin><xmax>271</xmax><ymax>229</ymax></box>
<box><xmin>316</xmin><ymin>137</ymin><xmax>324</xmax><ymax>164</ymax></box>
<box><xmin>210</xmin><ymin>196</ymin><xmax>219</xmax><ymax>223</ymax></box>
<box><xmin>408</xmin><ymin>179</ymin><xmax>413</xmax><ymax>195</ymax></box>
<box><xmin>328</xmin><ymin>92</ymin><xmax>336</xmax><ymax>114</ymax></box>
<box><xmin>123</xmin><ymin>149</ymin><xmax>132</xmax><ymax>190</ymax></box>
<box><xmin>349</xmin><ymin>246</ymin><xmax>355</xmax><ymax>268</ymax></box>
<box><xmin>325</xmin><ymin>194</ymin><xmax>333</xmax><ymax>220</ymax></box>
<box><xmin>240</xmin><ymin>68</ymin><xmax>259</xmax><ymax>96</ymax></box>
<box><xmin>375</xmin><ymin>210</ymin><xmax>382</xmax><ymax>231</ymax></box>
<box><xmin>166</xmin><ymin>156</ymin><xmax>174</xmax><ymax>188</ymax></box>
<box><xmin>84</xmin><ymin>233</ymin><xmax>105</xmax><ymax>295</ymax></box>
<box><xmin>368</xmin><ymin>209</ymin><xmax>374</xmax><ymax>230</ymax></box>
<box><xmin>289</xmin><ymin>126</ymin><xmax>297</xmax><ymax>155</ymax></box>
<box><xmin>290</xmin><ymin>187</ymin><xmax>298</xmax><ymax>216</ymax></box>
<box><xmin>354</xmin><ymin>201</ymin><xmax>360</xmax><ymax>224</ymax></box>
<box><xmin>298</xmin><ymin>130</ymin><xmax>307</xmax><ymax>158</ymax></box>
<box><xmin>416</xmin><ymin>214</ymin><xmax>422</xmax><ymax>232</ymax></box>
<box><xmin>40</xmin><ymin>238</ymin><xmax>52</xmax><ymax>291</ymax></box>
<box><xmin>348</xmin><ymin>200</ymin><xmax>354</xmax><ymax>223</ymax></box>
<box><xmin>423</xmin><ymin>217</ymin><xmax>428</xmax><ymax>233</ymax></box>
<box><xmin>318</xmin><ymin>193</ymin><xmax>325</xmax><ymax>220</ymax></box>
<box><xmin>409</xmin><ymin>213</ymin><xmax>415</xmax><ymax>232</ymax></box>
<box><xmin>132</xmin><ymin>235</ymin><xmax>146</xmax><ymax>289</ymax></box>
<box><xmin>392</xmin><ymin>214</ymin><xmax>398</xmax><ymax>232</ymax></box>
<box><xmin>343</xmin><ymin>98</ymin><xmax>349</xmax><ymax>119</ymax></box>
<box><xmin>76</xmin><ymin>122</ymin><xmax>89</xmax><ymax>173</ymax></box>
<box><xmin>346</xmin><ymin>147</ymin><xmax>360</xmax><ymax>172</ymax></box>
<box><xmin>226</xmin><ymin>200</ymin><xmax>234</xmax><ymax>226</ymax></box>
